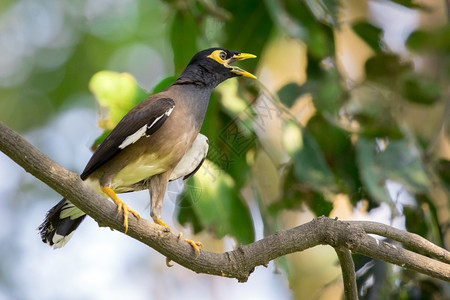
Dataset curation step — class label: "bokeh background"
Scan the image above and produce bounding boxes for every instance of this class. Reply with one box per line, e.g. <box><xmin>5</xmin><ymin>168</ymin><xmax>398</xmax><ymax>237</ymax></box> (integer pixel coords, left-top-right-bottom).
<box><xmin>0</xmin><ymin>0</ymin><xmax>449</xmax><ymax>299</ymax></box>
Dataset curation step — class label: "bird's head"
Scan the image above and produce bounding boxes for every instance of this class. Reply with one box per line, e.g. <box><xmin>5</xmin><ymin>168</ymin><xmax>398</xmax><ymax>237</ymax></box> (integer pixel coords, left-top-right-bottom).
<box><xmin>178</xmin><ymin>48</ymin><xmax>257</xmax><ymax>87</ymax></box>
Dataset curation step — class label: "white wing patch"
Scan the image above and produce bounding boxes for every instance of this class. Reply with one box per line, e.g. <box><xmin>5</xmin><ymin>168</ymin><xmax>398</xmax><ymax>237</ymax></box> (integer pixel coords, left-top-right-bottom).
<box><xmin>119</xmin><ymin>124</ymin><xmax>148</xmax><ymax>149</ymax></box>
<box><xmin>166</xmin><ymin>105</ymin><xmax>174</xmax><ymax>116</ymax></box>
<box><xmin>118</xmin><ymin>105</ymin><xmax>174</xmax><ymax>150</ymax></box>
<box><xmin>148</xmin><ymin>114</ymin><xmax>165</xmax><ymax>130</ymax></box>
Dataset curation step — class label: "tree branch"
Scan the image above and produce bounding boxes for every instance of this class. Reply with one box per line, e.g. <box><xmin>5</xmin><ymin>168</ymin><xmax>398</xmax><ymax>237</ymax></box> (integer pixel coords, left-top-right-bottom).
<box><xmin>335</xmin><ymin>248</ymin><xmax>358</xmax><ymax>300</ymax></box>
<box><xmin>1</xmin><ymin>120</ymin><xmax>449</xmax><ymax>285</ymax></box>
<box><xmin>349</xmin><ymin>221</ymin><xmax>450</xmax><ymax>264</ymax></box>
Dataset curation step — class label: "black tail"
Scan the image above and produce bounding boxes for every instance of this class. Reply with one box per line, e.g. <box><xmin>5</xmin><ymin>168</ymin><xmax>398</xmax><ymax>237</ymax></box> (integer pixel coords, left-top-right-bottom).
<box><xmin>38</xmin><ymin>199</ymin><xmax>86</xmax><ymax>248</ymax></box>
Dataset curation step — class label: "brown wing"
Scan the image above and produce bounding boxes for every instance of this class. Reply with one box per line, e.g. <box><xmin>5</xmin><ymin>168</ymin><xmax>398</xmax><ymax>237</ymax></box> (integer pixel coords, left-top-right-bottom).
<box><xmin>80</xmin><ymin>97</ymin><xmax>175</xmax><ymax>180</ymax></box>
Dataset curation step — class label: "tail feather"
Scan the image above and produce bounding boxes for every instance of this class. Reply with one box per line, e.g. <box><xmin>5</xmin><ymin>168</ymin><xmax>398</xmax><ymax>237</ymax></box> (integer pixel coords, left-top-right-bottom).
<box><xmin>39</xmin><ymin>199</ymin><xmax>86</xmax><ymax>249</ymax></box>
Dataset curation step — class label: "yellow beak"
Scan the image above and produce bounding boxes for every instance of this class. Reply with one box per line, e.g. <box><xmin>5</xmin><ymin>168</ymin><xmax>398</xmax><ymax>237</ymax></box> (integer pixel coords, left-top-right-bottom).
<box><xmin>227</xmin><ymin>53</ymin><xmax>257</xmax><ymax>79</ymax></box>
<box><xmin>232</xmin><ymin>53</ymin><xmax>257</xmax><ymax>61</ymax></box>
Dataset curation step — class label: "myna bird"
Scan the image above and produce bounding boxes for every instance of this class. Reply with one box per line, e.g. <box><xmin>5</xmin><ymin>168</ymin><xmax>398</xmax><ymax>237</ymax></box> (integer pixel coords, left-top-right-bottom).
<box><xmin>38</xmin><ymin>48</ymin><xmax>257</xmax><ymax>252</ymax></box>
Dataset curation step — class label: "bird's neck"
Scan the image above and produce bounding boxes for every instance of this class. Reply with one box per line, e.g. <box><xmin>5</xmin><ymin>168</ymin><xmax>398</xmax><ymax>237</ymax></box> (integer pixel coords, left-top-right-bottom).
<box><xmin>169</xmin><ymin>83</ymin><xmax>214</xmax><ymax>130</ymax></box>
<box><xmin>170</xmin><ymin>64</ymin><xmax>228</xmax><ymax>129</ymax></box>
<box><xmin>174</xmin><ymin>64</ymin><xmax>222</xmax><ymax>89</ymax></box>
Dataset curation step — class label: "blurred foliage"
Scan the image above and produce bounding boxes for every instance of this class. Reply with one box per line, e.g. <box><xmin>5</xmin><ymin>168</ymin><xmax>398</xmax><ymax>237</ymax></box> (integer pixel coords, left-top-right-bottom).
<box><xmin>179</xmin><ymin>160</ymin><xmax>254</xmax><ymax>244</ymax></box>
<box><xmin>2</xmin><ymin>0</ymin><xmax>449</xmax><ymax>298</ymax></box>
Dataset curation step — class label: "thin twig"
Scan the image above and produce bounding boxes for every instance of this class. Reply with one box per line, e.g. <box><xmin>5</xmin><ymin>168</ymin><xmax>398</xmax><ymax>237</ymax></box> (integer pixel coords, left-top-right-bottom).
<box><xmin>349</xmin><ymin>221</ymin><xmax>450</xmax><ymax>264</ymax></box>
<box><xmin>335</xmin><ymin>248</ymin><xmax>358</xmax><ymax>300</ymax></box>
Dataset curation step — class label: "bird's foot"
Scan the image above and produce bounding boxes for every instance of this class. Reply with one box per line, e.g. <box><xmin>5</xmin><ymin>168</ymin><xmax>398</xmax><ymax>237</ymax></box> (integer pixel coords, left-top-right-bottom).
<box><xmin>177</xmin><ymin>232</ymin><xmax>202</xmax><ymax>258</ymax></box>
<box><xmin>184</xmin><ymin>238</ymin><xmax>203</xmax><ymax>259</ymax></box>
<box><xmin>152</xmin><ymin>219</ymin><xmax>202</xmax><ymax>258</ymax></box>
<box><xmin>101</xmin><ymin>186</ymin><xmax>141</xmax><ymax>233</ymax></box>
<box><xmin>152</xmin><ymin>216</ymin><xmax>174</xmax><ymax>233</ymax></box>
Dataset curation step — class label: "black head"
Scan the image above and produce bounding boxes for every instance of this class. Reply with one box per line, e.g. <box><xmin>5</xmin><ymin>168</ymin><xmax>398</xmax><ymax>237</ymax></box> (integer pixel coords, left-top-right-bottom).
<box><xmin>177</xmin><ymin>48</ymin><xmax>256</xmax><ymax>87</ymax></box>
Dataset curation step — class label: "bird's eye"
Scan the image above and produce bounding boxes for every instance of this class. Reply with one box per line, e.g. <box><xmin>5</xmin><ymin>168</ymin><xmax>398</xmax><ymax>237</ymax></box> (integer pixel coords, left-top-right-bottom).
<box><xmin>219</xmin><ymin>51</ymin><xmax>227</xmax><ymax>60</ymax></box>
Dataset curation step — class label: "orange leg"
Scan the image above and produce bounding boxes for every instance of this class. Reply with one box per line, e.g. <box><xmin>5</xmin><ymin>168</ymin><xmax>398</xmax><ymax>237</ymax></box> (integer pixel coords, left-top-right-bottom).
<box><xmin>101</xmin><ymin>186</ymin><xmax>140</xmax><ymax>233</ymax></box>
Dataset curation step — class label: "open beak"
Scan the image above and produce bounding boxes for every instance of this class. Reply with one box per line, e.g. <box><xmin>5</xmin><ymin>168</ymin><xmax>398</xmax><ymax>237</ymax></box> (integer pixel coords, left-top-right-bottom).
<box><xmin>227</xmin><ymin>53</ymin><xmax>257</xmax><ymax>79</ymax></box>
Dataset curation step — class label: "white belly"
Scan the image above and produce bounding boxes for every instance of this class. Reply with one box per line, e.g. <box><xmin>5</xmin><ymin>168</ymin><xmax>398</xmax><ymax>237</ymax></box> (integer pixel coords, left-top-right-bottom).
<box><xmin>169</xmin><ymin>134</ymin><xmax>209</xmax><ymax>180</ymax></box>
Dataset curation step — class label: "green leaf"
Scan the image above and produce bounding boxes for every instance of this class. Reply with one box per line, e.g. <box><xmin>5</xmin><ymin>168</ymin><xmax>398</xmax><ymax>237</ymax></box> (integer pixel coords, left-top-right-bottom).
<box><xmin>271</xmin><ymin>167</ymin><xmax>303</xmax><ymax>213</ymax></box>
<box><xmin>407</xmin><ymin>26</ymin><xmax>450</xmax><ymax>53</ymax></box>
<box><xmin>402</xmin><ymin>74</ymin><xmax>441</xmax><ymax>105</ymax></box>
<box><xmin>436</xmin><ymin>159</ymin><xmax>450</xmax><ymax>191</ymax></box>
<box><xmin>416</xmin><ymin>195</ymin><xmax>442</xmax><ymax>244</ymax></box>
<box><xmin>304</xmin><ymin>0</ymin><xmax>339</xmax><ymax>27</ymax></box>
<box><xmin>356</xmin><ymin>137</ymin><xmax>430</xmax><ymax>204</ymax></box>
<box><xmin>220</xmin><ymin>0</ymin><xmax>272</xmax><ymax>60</ymax></box>
<box><xmin>352</xmin><ymin>21</ymin><xmax>384</xmax><ymax>52</ymax></box>
<box><xmin>307</xmin><ymin>115</ymin><xmax>362</xmax><ymax>202</ymax></box>
<box><xmin>356</xmin><ymin>138</ymin><xmax>391</xmax><ymax>204</ymax></box>
<box><xmin>203</xmin><ymin>88</ymin><xmax>256</xmax><ymax>188</ymax></box>
<box><xmin>89</xmin><ymin>71</ymin><xmax>148</xmax><ymax>129</ymax></box>
<box><xmin>176</xmin><ymin>183</ymin><xmax>205</xmax><ymax>234</ymax></box>
<box><xmin>170</xmin><ymin>11</ymin><xmax>198</xmax><ymax>74</ymax></box>
<box><xmin>177</xmin><ymin>160</ymin><xmax>254</xmax><ymax>245</ymax></box>
<box><xmin>278</xmin><ymin>70</ymin><xmax>342</xmax><ymax>115</ymax></box>
<box><xmin>199</xmin><ymin>92</ymin><xmax>255</xmax><ymax>188</ymax></box>
<box><xmin>404</xmin><ymin>196</ymin><xmax>439</xmax><ymax>241</ymax></box>
<box><xmin>284</xmin><ymin>1</ymin><xmax>335</xmax><ymax>59</ymax></box>
<box><xmin>277</xmin><ymin>83</ymin><xmax>305</xmax><ymax>108</ymax></box>
<box><xmin>292</xmin><ymin>131</ymin><xmax>338</xmax><ymax>193</ymax></box>
<box><xmin>406</xmin><ymin>30</ymin><xmax>431</xmax><ymax>51</ymax></box>
<box><xmin>199</xmin><ymin>92</ymin><xmax>222</xmax><ymax>140</ymax></box>
<box><xmin>307</xmin><ymin>191</ymin><xmax>333</xmax><ymax>216</ymax></box>
<box><xmin>88</xmin><ymin>71</ymin><xmax>148</xmax><ymax>147</ymax></box>
<box><xmin>345</xmin><ymin>85</ymin><xmax>403</xmax><ymax>139</ymax></box>
<box><xmin>365</xmin><ymin>54</ymin><xmax>411</xmax><ymax>83</ymax></box>
<box><xmin>378</xmin><ymin>139</ymin><xmax>430</xmax><ymax>192</ymax></box>
<box><xmin>271</xmin><ymin>167</ymin><xmax>332</xmax><ymax>217</ymax></box>
<box><xmin>315</xmin><ymin>74</ymin><xmax>342</xmax><ymax>114</ymax></box>
<box><xmin>216</xmin><ymin>79</ymin><xmax>251</xmax><ymax>115</ymax></box>
<box><xmin>307</xmin><ymin>24</ymin><xmax>335</xmax><ymax>59</ymax></box>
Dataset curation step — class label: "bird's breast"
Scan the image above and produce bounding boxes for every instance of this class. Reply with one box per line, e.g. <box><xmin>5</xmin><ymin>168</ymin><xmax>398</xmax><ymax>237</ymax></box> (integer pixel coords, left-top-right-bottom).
<box><xmin>110</xmin><ymin>153</ymin><xmax>172</xmax><ymax>189</ymax></box>
<box><xmin>110</xmin><ymin>129</ymin><xmax>195</xmax><ymax>190</ymax></box>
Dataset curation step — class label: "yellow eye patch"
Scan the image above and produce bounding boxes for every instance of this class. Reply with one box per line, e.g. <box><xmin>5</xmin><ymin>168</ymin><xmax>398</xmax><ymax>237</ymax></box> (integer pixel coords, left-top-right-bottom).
<box><xmin>206</xmin><ymin>49</ymin><xmax>257</xmax><ymax>79</ymax></box>
<box><xmin>207</xmin><ymin>50</ymin><xmax>227</xmax><ymax>64</ymax></box>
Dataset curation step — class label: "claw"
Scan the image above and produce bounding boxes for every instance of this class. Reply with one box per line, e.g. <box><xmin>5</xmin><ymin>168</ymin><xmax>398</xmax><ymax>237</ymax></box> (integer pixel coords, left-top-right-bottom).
<box><xmin>152</xmin><ymin>216</ymin><xmax>174</xmax><ymax>233</ymax></box>
<box><xmin>151</xmin><ymin>216</ymin><xmax>202</xmax><ymax>259</ymax></box>
<box><xmin>184</xmin><ymin>239</ymin><xmax>203</xmax><ymax>259</ymax></box>
<box><xmin>166</xmin><ymin>257</ymin><xmax>173</xmax><ymax>267</ymax></box>
<box><xmin>101</xmin><ymin>186</ymin><xmax>140</xmax><ymax>233</ymax></box>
